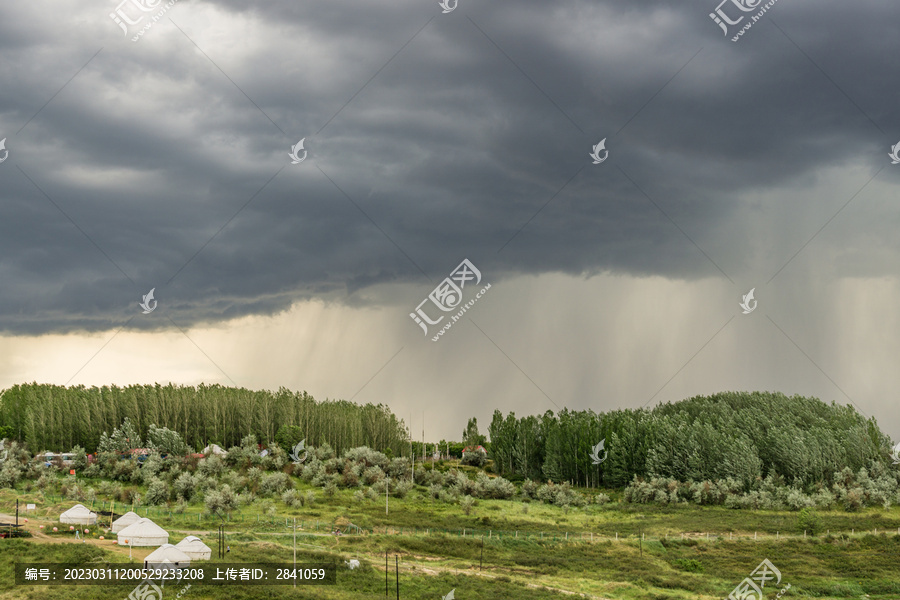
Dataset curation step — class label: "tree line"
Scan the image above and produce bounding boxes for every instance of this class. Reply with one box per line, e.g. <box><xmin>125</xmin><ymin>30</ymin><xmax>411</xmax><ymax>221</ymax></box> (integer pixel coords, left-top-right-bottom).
<box><xmin>0</xmin><ymin>383</ymin><xmax>409</xmax><ymax>456</ymax></box>
<box><xmin>3</xmin><ymin>385</ymin><xmax>893</xmax><ymax>491</ymax></box>
<box><xmin>486</xmin><ymin>391</ymin><xmax>895</xmax><ymax>489</ymax></box>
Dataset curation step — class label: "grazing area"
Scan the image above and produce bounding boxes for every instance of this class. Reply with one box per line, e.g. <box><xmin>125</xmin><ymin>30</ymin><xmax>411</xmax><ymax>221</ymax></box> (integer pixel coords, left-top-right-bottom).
<box><xmin>1</xmin><ymin>388</ymin><xmax>899</xmax><ymax>599</ymax></box>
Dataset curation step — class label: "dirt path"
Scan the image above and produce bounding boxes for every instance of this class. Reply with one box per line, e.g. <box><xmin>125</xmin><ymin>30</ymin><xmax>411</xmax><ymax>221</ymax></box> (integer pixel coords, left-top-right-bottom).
<box><xmin>3</xmin><ymin>514</ymin><xmax>153</xmax><ymax>561</ymax></box>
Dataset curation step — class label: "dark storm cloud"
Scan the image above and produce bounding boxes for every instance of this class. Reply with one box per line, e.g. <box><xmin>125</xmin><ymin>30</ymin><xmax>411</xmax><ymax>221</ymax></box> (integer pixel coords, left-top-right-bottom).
<box><xmin>0</xmin><ymin>0</ymin><xmax>899</xmax><ymax>334</ymax></box>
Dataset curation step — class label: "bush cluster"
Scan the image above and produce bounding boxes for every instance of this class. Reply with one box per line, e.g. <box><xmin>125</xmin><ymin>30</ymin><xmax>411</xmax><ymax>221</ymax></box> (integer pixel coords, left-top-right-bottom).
<box><xmin>623</xmin><ymin>464</ymin><xmax>900</xmax><ymax>510</ymax></box>
<box><xmin>534</xmin><ymin>481</ymin><xmax>585</xmax><ymax>507</ymax></box>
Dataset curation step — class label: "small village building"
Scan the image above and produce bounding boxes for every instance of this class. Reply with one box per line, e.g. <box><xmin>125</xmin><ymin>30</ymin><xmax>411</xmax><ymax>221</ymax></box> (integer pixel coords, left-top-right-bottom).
<box><xmin>144</xmin><ymin>544</ymin><xmax>191</xmax><ymax>570</ymax></box>
<box><xmin>202</xmin><ymin>444</ymin><xmax>227</xmax><ymax>456</ymax></box>
<box><xmin>129</xmin><ymin>448</ymin><xmax>151</xmax><ymax>462</ymax></box>
<box><xmin>111</xmin><ymin>511</ymin><xmax>141</xmax><ymax>533</ymax></box>
<box><xmin>175</xmin><ymin>536</ymin><xmax>212</xmax><ymax>560</ymax></box>
<box><xmin>117</xmin><ymin>518</ymin><xmax>168</xmax><ymax>547</ymax></box>
<box><xmin>59</xmin><ymin>504</ymin><xmax>97</xmax><ymax>525</ymax></box>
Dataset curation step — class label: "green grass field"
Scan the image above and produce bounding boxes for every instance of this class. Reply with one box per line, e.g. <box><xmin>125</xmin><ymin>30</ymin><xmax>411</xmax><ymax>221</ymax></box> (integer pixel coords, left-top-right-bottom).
<box><xmin>3</xmin><ymin>477</ymin><xmax>900</xmax><ymax>600</ymax></box>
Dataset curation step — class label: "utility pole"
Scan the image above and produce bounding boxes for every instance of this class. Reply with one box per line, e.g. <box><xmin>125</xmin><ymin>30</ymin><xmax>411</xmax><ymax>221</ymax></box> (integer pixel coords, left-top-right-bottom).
<box><xmin>395</xmin><ymin>555</ymin><xmax>399</xmax><ymax>600</ymax></box>
<box><xmin>480</xmin><ymin>535</ymin><xmax>484</xmax><ymax>571</ymax></box>
<box><xmin>385</xmin><ymin>551</ymin><xmax>388</xmax><ymax>597</ymax></box>
<box><xmin>293</xmin><ymin>517</ymin><xmax>296</xmax><ymax>589</ymax></box>
<box><xmin>385</xmin><ymin>479</ymin><xmax>389</xmax><ymax>516</ymax></box>
<box><xmin>215</xmin><ymin>512</ymin><xmax>227</xmax><ymax>559</ymax></box>
<box><xmin>410</xmin><ymin>426</ymin><xmax>414</xmax><ymax>485</ymax></box>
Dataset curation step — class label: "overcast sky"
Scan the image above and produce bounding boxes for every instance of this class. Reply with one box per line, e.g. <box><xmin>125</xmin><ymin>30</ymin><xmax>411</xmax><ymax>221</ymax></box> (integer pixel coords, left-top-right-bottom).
<box><xmin>1</xmin><ymin>0</ymin><xmax>899</xmax><ymax>443</ymax></box>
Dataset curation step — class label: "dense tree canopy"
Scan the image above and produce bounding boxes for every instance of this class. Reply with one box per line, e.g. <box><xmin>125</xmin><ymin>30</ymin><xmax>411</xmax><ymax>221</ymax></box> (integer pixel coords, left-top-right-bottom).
<box><xmin>486</xmin><ymin>392</ymin><xmax>894</xmax><ymax>488</ymax></box>
<box><xmin>0</xmin><ymin>383</ymin><xmax>409</xmax><ymax>455</ymax></box>
<box><xmin>2</xmin><ymin>385</ymin><xmax>893</xmax><ymax>490</ymax></box>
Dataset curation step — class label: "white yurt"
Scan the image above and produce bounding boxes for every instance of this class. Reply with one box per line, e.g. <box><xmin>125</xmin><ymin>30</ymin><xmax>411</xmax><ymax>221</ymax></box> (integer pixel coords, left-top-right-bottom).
<box><xmin>175</xmin><ymin>536</ymin><xmax>212</xmax><ymax>560</ymax></box>
<box><xmin>110</xmin><ymin>511</ymin><xmax>141</xmax><ymax>533</ymax></box>
<box><xmin>144</xmin><ymin>544</ymin><xmax>191</xmax><ymax>570</ymax></box>
<box><xmin>116</xmin><ymin>518</ymin><xmax>168</xmax><ymax>547</ymax></box>
<box><xmin>59</xmin><ymin>504</ymin><xmax>97</xmax><ymax>525</ymax></box>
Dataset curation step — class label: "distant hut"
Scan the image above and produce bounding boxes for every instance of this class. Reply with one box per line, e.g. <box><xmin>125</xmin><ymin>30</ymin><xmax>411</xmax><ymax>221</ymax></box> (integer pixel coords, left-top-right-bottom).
<box><xmin>175</xmin><ymin>536</ymin><xmax>212</xmax><ymax>560</ymax></box>
<box><xmin>59</xmin><ymin>504</ymin><xmax>97</xmax><ymax>525</ymax></box>
<box><xmin>461</xmin><ymin>445</ymin><xmax>487</xmax><ymax>466</ymax></box>
<box><xmin>202</xmin><ymin>444</ymin><xmax>226</xmax><ymax>456</ymax></box>
<box><xmin>144</xmin><ymin>544</ymin><xmax>191</xmax><ymax>570</ymax></box>
<box><xmin>117</xmin><ymin>518</ymin><xmax>168</xmax><ymax>547</ymax></box>
<box><xmin>129</xmin><ymin>448</ymin><xmax>151</xmax><ymax>462</ymax></box>
<box><xmin>111</xmin><ymin>511</ymin><xmax>141</xmax><ymax>533</ymax></box>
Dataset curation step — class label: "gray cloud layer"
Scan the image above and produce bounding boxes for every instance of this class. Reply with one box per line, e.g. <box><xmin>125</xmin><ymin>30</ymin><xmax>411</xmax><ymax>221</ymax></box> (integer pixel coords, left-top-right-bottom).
<box><xmin>0</xmin><ymin>0</ymin><xmax>899</xmax><ymax>337</ymax></box>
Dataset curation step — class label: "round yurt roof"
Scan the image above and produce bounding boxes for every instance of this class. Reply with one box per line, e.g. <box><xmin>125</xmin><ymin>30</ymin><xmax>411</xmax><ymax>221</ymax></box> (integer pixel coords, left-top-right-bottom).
<box><xmin>175</xmin><ymin>535</ymin><xmax>207</xmax><ymax>548</ymax></box>
<box><xmin>175</xmin><ymin>535</ymin><xmax>212</xmax><ymax>559</ymax></box>
<box><xmin>111</xmin><ymin>511</ymin><xmax>141</xmax><ymax>533</ymax></box>
<box><xmin>59</xmin><ymin>504</ymin><xmax>97</xmax><ymax>524</ymax></box>
<box><xmin>116</xmin><ymin>518</ymin><xmax>168</xmax><ymax>546</ymax></box>
<box><xmin>144</xmin><ymin>544</ymin><xmax>191</xmax><ymax>568</ymax></box>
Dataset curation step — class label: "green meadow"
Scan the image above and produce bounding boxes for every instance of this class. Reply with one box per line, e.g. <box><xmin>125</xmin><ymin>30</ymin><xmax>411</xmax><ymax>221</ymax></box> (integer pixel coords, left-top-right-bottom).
<box><xmin>2</xmin><ymin>481</ymin><xmax>900</xmax><ymax>600</ymax></box>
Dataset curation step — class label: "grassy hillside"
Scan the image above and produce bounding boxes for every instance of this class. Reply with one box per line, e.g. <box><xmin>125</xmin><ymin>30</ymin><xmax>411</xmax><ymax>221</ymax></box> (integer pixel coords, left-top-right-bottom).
<box><xmin>2</xmin><ymin>476</ymin><xmax>900</xmax><ymax>600</ymax></box>
<box><xmin>2</xmin><ymin>389</ymin><xmax>899</xmax><ymax>598</ymax></box>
